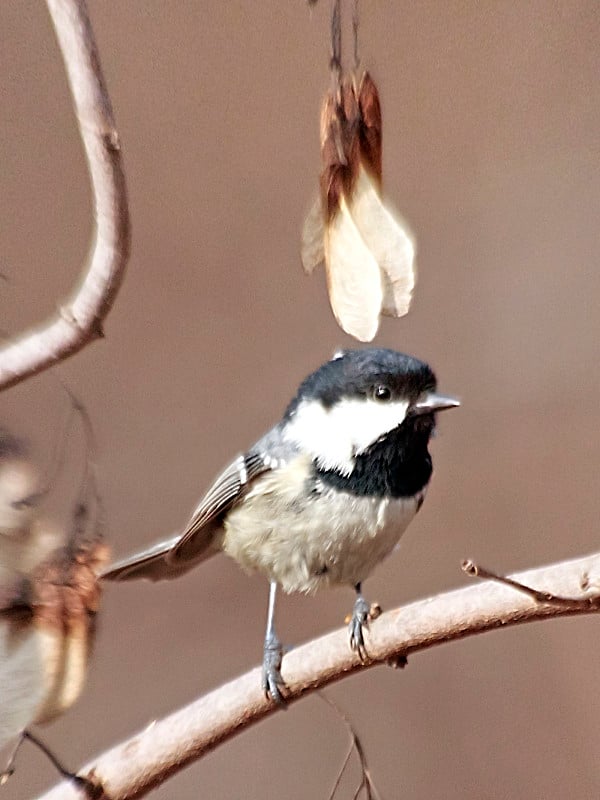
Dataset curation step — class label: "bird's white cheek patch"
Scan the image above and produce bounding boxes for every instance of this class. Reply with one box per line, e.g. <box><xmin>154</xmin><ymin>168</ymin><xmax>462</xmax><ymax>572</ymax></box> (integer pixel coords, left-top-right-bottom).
<box><xmin>284</xmin><ymin>398</ymin><xmax>409</xmax><ymax>476</ymax></box>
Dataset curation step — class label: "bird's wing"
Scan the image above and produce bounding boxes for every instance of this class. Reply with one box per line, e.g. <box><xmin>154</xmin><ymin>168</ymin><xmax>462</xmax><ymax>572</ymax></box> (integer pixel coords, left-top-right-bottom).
<box><xmin>170</xmin><ymin>452</ymin><xmax>269</xmax><ymax>563</ymax></box>
<box><xmin>101</xmin><ymin>452</ymin><xmax>271</xmax><ymax>582</ymax></box>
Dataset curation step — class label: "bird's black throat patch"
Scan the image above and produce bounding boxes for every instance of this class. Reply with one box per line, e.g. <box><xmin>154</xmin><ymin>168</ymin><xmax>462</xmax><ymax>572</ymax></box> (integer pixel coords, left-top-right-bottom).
<box><xmin>313</xmin><ymin>414</ymin><xmax>434</xmax><ymax>498</ymax></box>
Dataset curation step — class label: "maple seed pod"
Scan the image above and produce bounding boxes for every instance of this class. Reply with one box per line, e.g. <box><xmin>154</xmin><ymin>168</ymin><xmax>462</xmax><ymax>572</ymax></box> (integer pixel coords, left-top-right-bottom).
<box><xmin>0</xmin><ymin>437</ymin><xmax>109</xmax><ymax>794</ymax></box>
<box><xmin>0</xmin><ymin>522</ymin><xmax>110</xmax><ymax>747</ymax></box>
<box><xmin>301</xmin><ymin>71</ymin><xmax>416</xmax><ymax>342</ymax></box>
<box><xmin>356</xmin><ymin>71</ymin><xmax>382</xmax><ymax>186</ymax></box>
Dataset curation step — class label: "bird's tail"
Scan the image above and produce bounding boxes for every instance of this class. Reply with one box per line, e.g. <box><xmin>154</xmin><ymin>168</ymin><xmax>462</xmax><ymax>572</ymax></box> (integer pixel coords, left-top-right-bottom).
<box><xmin>101</xmin><ymin>532</ymin><xmax>219</xmax><ymax>582</ymax></box>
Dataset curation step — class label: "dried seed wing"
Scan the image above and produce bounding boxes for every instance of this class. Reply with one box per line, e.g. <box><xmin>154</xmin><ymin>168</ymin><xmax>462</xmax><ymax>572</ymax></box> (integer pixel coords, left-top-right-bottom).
<box><xmin>0</xmin><ymin>457</ymin><xmax>66</xmax><ymax>746</ymax></box>
<box><xmin>0</xmin><ymin>622</ymin><xmax>48</xmax><ymax>748</ymax></box>
<box><xmin>350</xmin><ymin>167</ymin><xmax>415</xmax><ymax>317</ymax></box>
<box><xmin>325</xmin><ymin>196</ymin><xmax>383</xmax><ymax>341</ymax></box>
<box><xmin>319</xmin><ymin>81</ymin><xmax>362</xmax><ymax>221</ymax></box>
<box><xmin>356</xmin><ymin>71</ymin><xmax>382</xmax><ymax>186</ymax></box>
<box><xmin>0</xmin><ymin>405</ymin><xmax>109</xmax><ymax>759</ymax></box>
<box><xmin>300</xmin><ymin>196</ymin><xmax>325</xmax><ymax>274</ymax></box>
<box><xmin>33</xmin><ymin>624</ymin><xmax>87</xmax><ymax>725</ymax></box>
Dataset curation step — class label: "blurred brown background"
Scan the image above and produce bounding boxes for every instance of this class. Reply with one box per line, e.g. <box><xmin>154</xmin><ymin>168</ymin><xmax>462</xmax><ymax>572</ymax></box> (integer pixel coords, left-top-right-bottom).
<box><xmin>1</xmin><ymin>1</ymin><xmax>600</xmax><ymax>797</ymax></box>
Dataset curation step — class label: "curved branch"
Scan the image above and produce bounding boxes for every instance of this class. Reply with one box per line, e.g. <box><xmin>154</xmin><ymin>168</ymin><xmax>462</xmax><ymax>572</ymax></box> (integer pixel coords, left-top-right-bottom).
<box><xmin>0</xmin><ymin>0</ymin><xmax>130</xmax><ymax>392</ymax></box>
<box><xmin>37</xmin><ymin>551</ymin><xmax>600</xmax><ymax>800</ymax></box>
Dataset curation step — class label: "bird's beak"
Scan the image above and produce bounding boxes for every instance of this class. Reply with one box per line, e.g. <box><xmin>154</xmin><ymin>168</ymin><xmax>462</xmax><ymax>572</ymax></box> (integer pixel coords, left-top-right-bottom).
<box><xmin>410</xmin><ymin>393</ymin><xmax>460</xmax><ymax>415</ymax></box>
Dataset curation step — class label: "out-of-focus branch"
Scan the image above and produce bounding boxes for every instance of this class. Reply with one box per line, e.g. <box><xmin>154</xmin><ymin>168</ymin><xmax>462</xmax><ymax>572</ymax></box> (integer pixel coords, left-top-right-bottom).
<box><xmin>37</xmin><ymin>551</ymin><xmax>600</xmax><ymax>800</ymax></box>
<box><xmin>0</xmin><ymin>0</ymin><xmax>130</xmax><ymax>391</ymax></box>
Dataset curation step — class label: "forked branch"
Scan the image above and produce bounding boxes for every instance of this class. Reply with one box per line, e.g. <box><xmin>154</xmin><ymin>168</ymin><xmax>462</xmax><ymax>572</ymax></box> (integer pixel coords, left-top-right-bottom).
<box><xmin>37</xmin><ymin>550</ymin><xmax>600</xmax><ymax>800</ymax></box>
<box><xmin>0</xmin><ymin>0</ymin><xmax>130</xmax><ymax>391</ymax></box>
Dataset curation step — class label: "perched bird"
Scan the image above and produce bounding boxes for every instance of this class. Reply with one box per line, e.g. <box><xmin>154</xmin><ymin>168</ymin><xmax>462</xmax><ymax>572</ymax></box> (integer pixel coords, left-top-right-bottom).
<box><xmin>102</xmin><ymin>348</ymin><xmax>459</xmax><ymax>703</ymax></box>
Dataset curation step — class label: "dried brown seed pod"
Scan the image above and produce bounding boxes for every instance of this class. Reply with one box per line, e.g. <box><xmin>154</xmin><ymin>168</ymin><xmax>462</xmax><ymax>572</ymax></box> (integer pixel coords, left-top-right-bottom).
<box><xmin>301</xmin><ymin>71</ymin><xmax>415</xmax><ymax>341</ymax></box>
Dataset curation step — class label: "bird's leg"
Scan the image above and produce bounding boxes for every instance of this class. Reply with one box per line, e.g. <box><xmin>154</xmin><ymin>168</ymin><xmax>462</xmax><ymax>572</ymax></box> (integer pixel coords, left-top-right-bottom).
<box><xmin>262</xmin><ymin>580</ymin><xmax>287</xmax><ymax>705</ymax></box>
<box><xmin>349</xmin><ymin>583</ymin><xmax>370</xmax><ymax>661</ymax></box>
<box><xmin>1</xmin><ymin>731</ymin><xmax>103</xmax><ymax>798</ymax></box>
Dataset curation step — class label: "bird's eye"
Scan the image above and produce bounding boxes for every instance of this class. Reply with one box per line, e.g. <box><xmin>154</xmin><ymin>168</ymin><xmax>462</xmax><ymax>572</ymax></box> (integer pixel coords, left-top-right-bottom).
<box><xmin>373</xmin><ymin>385</ymin><xmax>392</xmax><ymax>402</ymax></box>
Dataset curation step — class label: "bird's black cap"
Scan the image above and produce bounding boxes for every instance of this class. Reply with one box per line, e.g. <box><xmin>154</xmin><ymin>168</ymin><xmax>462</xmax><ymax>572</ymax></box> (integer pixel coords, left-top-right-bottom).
<box><xmin>285</xmin><ymin>348</ymin><xmax>437</xmax><ymax>416</ymax></box>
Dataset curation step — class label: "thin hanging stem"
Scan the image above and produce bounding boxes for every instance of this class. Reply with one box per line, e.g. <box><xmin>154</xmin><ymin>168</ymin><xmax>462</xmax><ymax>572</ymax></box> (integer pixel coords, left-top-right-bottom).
<box><xmin>319</xmin><ymin>692</ymin><xmax>384</xmax><ymax>800</ymax></box>
<box><xmin>352</xmin><ymin>0</ymin><xmax>360</xmax><ymax>69</ymax></box>
<box><xmin>330</xmin><ymin>0</ymin><xmax>343</xmax><ymax>79</ymax></box>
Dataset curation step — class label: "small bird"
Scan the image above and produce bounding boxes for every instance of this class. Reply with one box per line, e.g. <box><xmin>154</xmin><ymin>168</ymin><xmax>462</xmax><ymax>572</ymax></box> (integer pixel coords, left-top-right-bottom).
<box><xmin>102</xmin><ymin>348</ymin><xmax>459</xmax><ymax>702</ymax></box>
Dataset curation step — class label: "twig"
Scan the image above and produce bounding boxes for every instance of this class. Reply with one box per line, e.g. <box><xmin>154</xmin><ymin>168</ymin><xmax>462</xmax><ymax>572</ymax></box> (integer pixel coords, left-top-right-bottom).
<box><xmin>462</xmin><ymin>559</ymin><xmax>600</xmax><ymax>609</ymax></box>
<box><xmin>37</xmin><ymin>550</ymin><xmax>600</xmax><ymax>800</ymax></box>
<box><xmin>319</xmin><ymin>692</ymin><xmax>383</xmax><ymax>800</ymax></box>
<box><xmin>0</xmin><ymin>0</ymin><xmax>130</xmax><ymax>391</ymax></box>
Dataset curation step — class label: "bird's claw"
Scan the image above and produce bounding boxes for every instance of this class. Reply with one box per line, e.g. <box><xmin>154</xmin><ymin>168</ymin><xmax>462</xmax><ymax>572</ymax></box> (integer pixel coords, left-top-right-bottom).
<box><xmin>349</xmin><ymin>594</ymin><xmax>371</xmax><ymax>661</ymax></box>
<box><xmin>262</xmin><ymin>633</ymin><xmax>287</xmax><ymax>706</ymax></box>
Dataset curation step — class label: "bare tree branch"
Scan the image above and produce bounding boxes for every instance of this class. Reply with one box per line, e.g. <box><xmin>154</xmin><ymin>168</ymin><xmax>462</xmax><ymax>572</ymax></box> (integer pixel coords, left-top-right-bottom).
<box><xmin>37</xmin><ymin>551</ymin><xmax>600</xmax><ymax>800</ymax></box>
<box><xmin>0</xmin><ymin>0</ymin><xmax>130</xmax><ymax>392</ymax></box>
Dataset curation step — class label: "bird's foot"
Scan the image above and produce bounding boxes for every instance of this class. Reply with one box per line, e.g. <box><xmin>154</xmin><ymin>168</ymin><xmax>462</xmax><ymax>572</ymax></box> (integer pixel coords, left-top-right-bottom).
<box><xmin>262</xmin><ymin>632</ymin><xmax>287</xmax><ymax>706</ymax></box>
<box><xmin>349</xmin><ymin>593</ymin><xmax>371</xmax><ymax>662</ymax></box>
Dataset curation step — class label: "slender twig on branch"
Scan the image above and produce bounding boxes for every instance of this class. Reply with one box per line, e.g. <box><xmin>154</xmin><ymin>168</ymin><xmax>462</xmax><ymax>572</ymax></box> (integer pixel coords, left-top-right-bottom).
<box><xmin>320</xmin><ymin>693</ymin><xmax>383</xmax><ymax>800</ymax></box>
<box><xmin>462</xmin><ymin>558</ymin><xmax>600</xmax><ymax>608</ymax></box>
<box><xmin>0</xmin><ymin>0</ymin><xmax>130</xmax><ymax>392</ymax></box>
<box><xmin>37</xmin><ymin>550</ymin><xmax>600</xmax><ymax>800</ymax></box>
